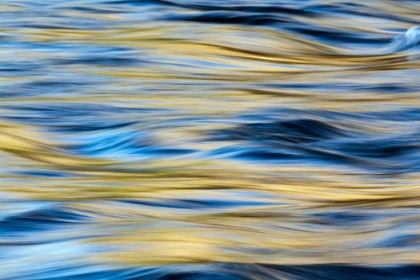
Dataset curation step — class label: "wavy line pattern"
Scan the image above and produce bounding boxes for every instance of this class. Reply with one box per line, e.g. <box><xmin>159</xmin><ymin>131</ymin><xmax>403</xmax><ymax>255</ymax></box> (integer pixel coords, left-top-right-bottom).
<box><xmin>1</xmin><ymin>0</ymin><xmax>420</xmax><ymax>279</ymax></box>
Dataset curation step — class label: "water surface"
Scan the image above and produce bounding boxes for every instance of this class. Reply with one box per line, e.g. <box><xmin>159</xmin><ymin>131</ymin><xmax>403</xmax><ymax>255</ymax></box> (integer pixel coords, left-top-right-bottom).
<box><xmin>1</xmin><ymin>0</ymin><xmax>420</xmax><ymax>279</ymax></box>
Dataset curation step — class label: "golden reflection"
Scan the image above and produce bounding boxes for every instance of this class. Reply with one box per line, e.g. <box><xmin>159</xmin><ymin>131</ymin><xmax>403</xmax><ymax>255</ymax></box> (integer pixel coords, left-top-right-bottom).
<box><xmin>1</xmin><ymin>0</ymin><xmax>420</xmax><ymax>276</ymax></box>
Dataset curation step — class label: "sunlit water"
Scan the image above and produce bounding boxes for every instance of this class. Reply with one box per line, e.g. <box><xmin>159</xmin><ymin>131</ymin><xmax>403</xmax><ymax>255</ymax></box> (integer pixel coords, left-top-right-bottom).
<box><xmin>1</xmin><ymin>1</ymin><xmax>420</xmax><ymax>279</ymax></box>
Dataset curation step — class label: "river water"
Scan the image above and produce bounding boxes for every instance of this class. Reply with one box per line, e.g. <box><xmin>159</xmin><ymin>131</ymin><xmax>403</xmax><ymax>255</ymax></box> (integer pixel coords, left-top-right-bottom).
<box><xmin>1</xmin><ymin>1</ymin><xmax>420</xmax><ymax>279</ymax></box>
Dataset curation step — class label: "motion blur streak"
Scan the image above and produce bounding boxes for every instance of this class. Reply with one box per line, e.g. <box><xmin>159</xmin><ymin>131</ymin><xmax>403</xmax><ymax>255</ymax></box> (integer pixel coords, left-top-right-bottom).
<box><xmin>1</xmin><ymin>0</ymin><xmax>420</xmax><ymax>279</ymax></box>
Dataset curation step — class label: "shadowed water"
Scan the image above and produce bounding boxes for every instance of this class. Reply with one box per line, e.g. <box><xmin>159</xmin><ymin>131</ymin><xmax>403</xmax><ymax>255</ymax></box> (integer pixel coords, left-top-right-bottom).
<box><xmin>1</xmin><ymin>0</ymin><xmax>420</xmax><ymax>279</ymax></box>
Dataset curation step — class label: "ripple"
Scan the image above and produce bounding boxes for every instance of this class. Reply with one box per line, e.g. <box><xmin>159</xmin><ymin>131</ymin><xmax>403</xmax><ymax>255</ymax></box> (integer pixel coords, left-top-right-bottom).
<box><xmin>1</xmin><ymin>0</ymin><xmax>420</xmax><ymax>278</ymax></box>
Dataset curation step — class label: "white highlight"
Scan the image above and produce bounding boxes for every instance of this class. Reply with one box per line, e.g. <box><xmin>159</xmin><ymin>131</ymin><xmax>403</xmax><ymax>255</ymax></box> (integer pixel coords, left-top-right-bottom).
<box><xmin>391</xmin><ymin>26</ymin><xmax>420</xmax><ymax>52</ymax></box>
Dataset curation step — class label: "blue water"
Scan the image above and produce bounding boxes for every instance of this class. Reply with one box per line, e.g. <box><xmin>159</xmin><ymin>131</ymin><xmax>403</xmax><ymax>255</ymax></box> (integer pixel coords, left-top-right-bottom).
<box><xmin>1</xmin><ymin>0</ymin><xmax>420</xmax><ymax>279</ymax></box>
